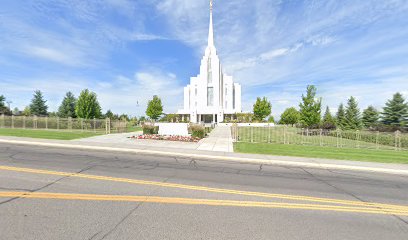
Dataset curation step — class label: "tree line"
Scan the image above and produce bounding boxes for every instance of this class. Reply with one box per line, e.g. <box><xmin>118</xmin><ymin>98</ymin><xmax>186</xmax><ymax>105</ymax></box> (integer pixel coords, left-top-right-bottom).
<box><xmin>279</xmin><ymin>85</ymin><xmax>408</xmax><ymax>132</ymax></box>
<box><xmin>0</xmin><ymin>90</ymin><xmax>136</xmax><ymax>121</ymax></box>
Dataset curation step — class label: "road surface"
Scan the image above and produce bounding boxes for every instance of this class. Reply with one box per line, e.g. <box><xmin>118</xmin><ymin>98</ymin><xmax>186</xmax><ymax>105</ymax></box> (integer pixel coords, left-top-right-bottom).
<box><xmin>0</xmin><ymin>143</ymin><xmax>407</xmax><ymax>239</ymax></box>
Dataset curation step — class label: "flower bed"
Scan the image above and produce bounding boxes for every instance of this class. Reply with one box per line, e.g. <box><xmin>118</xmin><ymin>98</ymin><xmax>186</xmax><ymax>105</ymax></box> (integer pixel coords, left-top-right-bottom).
<box><xmin>130</xmin><ymin>134</ymin><xmax>201</xmax><ymax>142</ymax></box>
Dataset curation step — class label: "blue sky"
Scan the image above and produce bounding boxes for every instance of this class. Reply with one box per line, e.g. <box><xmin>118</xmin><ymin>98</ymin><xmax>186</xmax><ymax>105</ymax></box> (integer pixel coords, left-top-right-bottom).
<box><xmin>1</xmin><ymin>0</ymin><xmax>407</xmax><ymax>118</ymax></box>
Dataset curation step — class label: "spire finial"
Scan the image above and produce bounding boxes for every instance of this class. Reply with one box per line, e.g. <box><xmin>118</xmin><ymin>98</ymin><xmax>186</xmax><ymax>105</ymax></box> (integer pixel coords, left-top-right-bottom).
<box><xmin>210</xmin><ymin>0</ymin><xmax>213</xmax><ymax>11</ymax></box>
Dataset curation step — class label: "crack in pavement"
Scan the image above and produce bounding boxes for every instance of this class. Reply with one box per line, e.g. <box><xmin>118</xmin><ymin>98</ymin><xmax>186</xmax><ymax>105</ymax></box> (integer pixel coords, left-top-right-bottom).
<box><xmin>300</xmin><ymin>167</ymin><xmax>408</xmax><ymax>231</ymax></box>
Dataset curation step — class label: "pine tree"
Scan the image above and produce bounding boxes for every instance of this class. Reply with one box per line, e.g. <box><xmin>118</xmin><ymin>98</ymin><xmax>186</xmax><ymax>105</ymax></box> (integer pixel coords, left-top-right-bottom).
<box><xmin>0</xmin><ymin>95</ymin><xmax>8</xmax><ymax>114</ymax></box>
<box><xmin>362</xmin><ymin>106</ymin><xmax>379</xmax><ymax>128</ymax></box>
<box><xmin>29</xmin><ymin>90</ymin><xmax>48</xmax><ymax>116</ymax></box>
<box><xmin>279</xmin><ymin>107</ymin><xmax>300</xmax><ymax>126</ymax></box>
<box><xmin>146</xmin><ymin>95</ymin><xmax>163</xmax><ymax>121</ymax></box>
<box><xmin>344</xmin><ymin>96</ymin><xmax>362</xmax><ymax>130</ymax></box>
<box><xmin>381</xmin><ymin>92</ymin><xmax>408</xmax><ymax>127</ymax></box>
<box><xmin>58</xmin><ymin>92</ymin><xmax>77</xmax><ymax>118</ymax></box>
<box><xmin>299</xmin><ymin>85</ymin><xmax>322</xmax><ymax>128</ymax></box>
<box><xmin>253</xmin><ymin>97</ymin><xmax>272</xmax><ymax>122</ymax></box>
<box><xmin>336</xmin><ymin>104</ymin><xmax>346</xmax><ymax>129</ymax></box>
<box><xmin>75</xmin><ymin>89</ymin><xmax>102</xmax><ymax>119</ymax></box>
<box><xmin>105</xmin><ymin>110</ymin><xmax>114</xmax><ymax>119</ymax></box>
<box><xmin>322</xmin><ymin>106</ymin><xmax>336</xmax><ymax>129</ymax></box>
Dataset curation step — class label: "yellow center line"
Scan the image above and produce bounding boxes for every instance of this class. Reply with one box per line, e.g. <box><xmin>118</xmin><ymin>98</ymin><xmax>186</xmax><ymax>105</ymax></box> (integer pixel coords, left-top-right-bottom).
<box><xmin>0</xmin><ymin>165</ymin><xmax>407</xmax><ymax>212</ymax></box>
<box><xmin>0</xmin><ymin>191</ymin><xmax>407</xmax><ymax>216</ymax></box>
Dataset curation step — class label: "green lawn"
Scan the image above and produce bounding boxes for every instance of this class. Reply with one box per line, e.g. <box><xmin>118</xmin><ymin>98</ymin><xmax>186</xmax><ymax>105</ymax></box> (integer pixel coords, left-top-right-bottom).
<box><xmin>0</xmin><ymin>128</ymin><xmax>102</xmax><ymax>140</ymax></box>
<box><xmin>126</xmin><ymin>126</ymin><xmax>142</xmax><ymax>132</ymax></box>
<box><xmin>234</xmin><ymin>142</ymin><xmax>408</xmax><ymax>164</ymax></box>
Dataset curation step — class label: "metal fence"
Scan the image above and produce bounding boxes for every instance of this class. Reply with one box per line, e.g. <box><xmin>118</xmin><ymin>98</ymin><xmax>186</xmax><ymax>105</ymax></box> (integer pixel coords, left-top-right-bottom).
<box><xmin>232</xmin><ymin>126</ymin><xmax>408</xmax><ymax>151</ymax></box>
<box><xmin>0</xmin><ymin>115</ymin><xmax>129</xmax><ymax>134</ymax></box>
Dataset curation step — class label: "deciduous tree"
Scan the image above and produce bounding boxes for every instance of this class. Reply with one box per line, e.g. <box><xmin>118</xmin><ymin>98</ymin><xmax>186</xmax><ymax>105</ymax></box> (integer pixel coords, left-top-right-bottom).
<box><xmin>75</xmin><ymin>89</ymin><xmax>102</xmax><ymax>119</ymax></box>
<box><xmin>253</xmin><ymin>97</ymin><xmax>272</xmax><ymax>122</ymax></box>
<box><xmin>279</xmin><ymin>107</ymin><xmax>300</xmax><ymax>126</ymax></box>
<box><xmin>146</xmin><ymin>95</ymin><xmax>163</xmax><ymax>121</ymax></box>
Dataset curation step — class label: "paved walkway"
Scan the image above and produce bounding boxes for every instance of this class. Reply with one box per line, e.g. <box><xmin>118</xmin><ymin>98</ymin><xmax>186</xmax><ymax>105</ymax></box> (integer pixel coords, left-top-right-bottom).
<box><xmin>197</xmin><ymin>126</ymin><xmax>233</xmax><ymax>152</ymax></box>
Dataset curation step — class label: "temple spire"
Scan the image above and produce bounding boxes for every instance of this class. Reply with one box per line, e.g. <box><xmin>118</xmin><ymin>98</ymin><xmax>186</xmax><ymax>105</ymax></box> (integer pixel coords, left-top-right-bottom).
<box><xmin>208</xmin><ymin>0</ymin><xmax>214</xmax><ymax>47</ymax></box>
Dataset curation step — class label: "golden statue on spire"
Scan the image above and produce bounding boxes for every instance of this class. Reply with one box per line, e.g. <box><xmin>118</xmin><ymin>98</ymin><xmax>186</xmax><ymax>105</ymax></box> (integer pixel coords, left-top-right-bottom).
<box><xmin>210</xmin><ymin>0</ymin><xmax>213</xmax><ymax>11</ymax></box>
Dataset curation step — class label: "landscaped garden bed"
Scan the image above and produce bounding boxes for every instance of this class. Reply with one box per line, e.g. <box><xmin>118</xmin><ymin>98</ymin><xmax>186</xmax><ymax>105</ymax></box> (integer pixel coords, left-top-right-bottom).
<box><xmin>129</xmin><ymin>134</ymin><xmax>201</xmax><ymax>142</ymax></box>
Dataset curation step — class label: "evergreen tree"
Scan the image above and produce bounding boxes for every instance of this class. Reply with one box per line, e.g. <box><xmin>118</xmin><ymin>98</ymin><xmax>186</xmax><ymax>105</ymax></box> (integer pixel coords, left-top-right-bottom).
<box><xmin>0</xmin><ymin>95</ymin><xmax>8</xmax><ymax>114</ymax></box>
<box><xmin>253</xmin><ymin>97</ymin><xmax>272</xmax><ymax>121</ymax></box>
<box><xmin>381</xmin><ymin>92</ymin><xmax>408</xmax><ymax>127</ymax></box>
<box><xmin>344</xmin><ymin>96</ymin><xmax>362</xmax><ymax>130</ymax></box>
<box><xmin>336</xmin><ymin>103</ymin><xmax>346</xmax><ymax>129</ymax></box>
<box><xmin>362</xmin><ymin>106</ymin><xmax>379</xmax><ymax>128</ymax></box>
<box><xmin>322</xmin><ymin>106</ymin><xmax>336</xmax><ymax>129</ymax></box>
<box><xmin>279</xmin><ymin>107</ymin><xmax>300</xmax><ymax>126</ymax></box>
<box><xmin>75</xmin><ymin>89</ymin><xmax>102</xmax><ymax>119</ymax></box>
<box><xmin>58</xmin><ymin>92</ymin><xmax>77</xmax><ymax>118</ymax></box>
<box><xmin>299</xmin><ymin>85</ymin><xmax>322</xmax><ymax>128</ymax></box>
<box><xmin>29</xmin><ymin>90</ymin><xmax>48</xmax><ymax>116</ymax></box>
<box><xmin>146</xmin><ymin>95</ymin><xmax>163</xmax><ymax>121</ymax></box>
<box><xmin>105</xmin><ymin>110</ymin><xmax>114</xmax><ymax>119</ymax></box>
<box><xmin>267</xmin><ymin>116</ymin><xmax>275</xmax><ymax>123</ymax></box>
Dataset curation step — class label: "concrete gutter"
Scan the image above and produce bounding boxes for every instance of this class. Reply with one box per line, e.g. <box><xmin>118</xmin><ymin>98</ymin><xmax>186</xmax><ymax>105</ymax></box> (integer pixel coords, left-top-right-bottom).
<box><xmin>0</xmin><ymin>138</ymin><xmax>407</xmax><ymax>176</ymax></box>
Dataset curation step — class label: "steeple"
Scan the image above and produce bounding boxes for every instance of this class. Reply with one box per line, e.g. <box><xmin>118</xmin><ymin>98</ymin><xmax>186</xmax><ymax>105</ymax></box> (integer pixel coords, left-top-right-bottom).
<box><xmin>208</xmin><ymin>0</ymin><xmax>214</xmax><ymax>48</ymax></box>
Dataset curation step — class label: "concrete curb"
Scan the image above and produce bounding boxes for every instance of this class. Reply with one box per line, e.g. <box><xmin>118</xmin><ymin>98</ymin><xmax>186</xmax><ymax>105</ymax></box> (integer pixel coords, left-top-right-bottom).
<box><xmin>1</xmin><ymin>138</ymin><xmax>408</xmax><ymax>176</ymax></box>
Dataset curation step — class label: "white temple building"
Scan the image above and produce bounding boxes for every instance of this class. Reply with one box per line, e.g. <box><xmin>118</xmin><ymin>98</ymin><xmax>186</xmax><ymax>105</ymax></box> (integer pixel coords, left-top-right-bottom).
<box><xmin>177</xmin><ymin>1</ymin><xmax>242</xmax><ymax>123</ymax></box>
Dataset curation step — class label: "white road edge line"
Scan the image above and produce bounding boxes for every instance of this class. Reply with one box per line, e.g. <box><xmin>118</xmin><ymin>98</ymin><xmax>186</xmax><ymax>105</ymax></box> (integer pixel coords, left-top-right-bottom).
<box><xmin>0</xmin><ymin>139</ymin><xmax>407</xmax><ymax>176</ymax></box>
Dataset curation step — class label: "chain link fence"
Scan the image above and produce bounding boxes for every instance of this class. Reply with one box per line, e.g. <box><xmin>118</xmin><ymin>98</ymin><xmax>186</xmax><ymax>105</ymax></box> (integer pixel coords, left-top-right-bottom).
<box><xmin>232</xmin><ymin>125</ymin><xmax>407</xmax><ymax>151</ymax></box>
<box><xmin>0</xmin><ymin>115</ymin><xmax>129</xmax><ymax>134</ymax></box>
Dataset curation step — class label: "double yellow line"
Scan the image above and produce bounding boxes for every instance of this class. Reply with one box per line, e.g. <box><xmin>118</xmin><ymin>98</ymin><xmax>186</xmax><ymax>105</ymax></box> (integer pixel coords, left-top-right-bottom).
<box><xmin>1</xmin><ymin>191</ymin><xmax>408</xmax><ymax>216</ymax></box>
<box><xmin>1</xmin><ymin>165</ymin><xmax>408</xmax><ymax>216</ymax></box>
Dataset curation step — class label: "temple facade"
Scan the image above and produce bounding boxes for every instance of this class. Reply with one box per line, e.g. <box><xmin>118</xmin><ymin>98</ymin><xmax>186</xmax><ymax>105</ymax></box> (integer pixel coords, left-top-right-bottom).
<box><xmin>177</xmin><ymin>1</ymin><xmax>242</xmax><ymax>123</ymax></box>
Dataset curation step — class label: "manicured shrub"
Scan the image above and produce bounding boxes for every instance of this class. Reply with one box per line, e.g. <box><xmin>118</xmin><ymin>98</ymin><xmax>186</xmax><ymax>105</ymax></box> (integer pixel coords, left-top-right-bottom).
<box><xmin>189</xmin><ymin>124</ymin><xmax>206</xmax><ymax>139</ymax></box>
<box><xmin>142</xmin><ymin>124</ymin><xmax>158</xmax><ymax>135</ymax></box>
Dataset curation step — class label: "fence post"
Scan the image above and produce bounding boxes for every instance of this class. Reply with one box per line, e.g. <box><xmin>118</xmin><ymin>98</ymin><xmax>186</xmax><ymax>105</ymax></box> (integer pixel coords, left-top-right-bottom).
<box><xmin>268</xmin><ymin>125</ymin><xmax>271</xmax><ymax>143</ymax></box>
<box><xmin>376</xmin><ymin>131</ymin><xmax>379</xmax><ymax>150</ymax></box>
<box><xmin>0</xmin><ymin>114</ymin><xmax>4</xmax><ymax>128</ymax></box>
<box><xmin>319</xmin><ymin>129</ymin><xmax>322</xmax><ymax>146</ymax></box>
<box><xmin>336</xmin><ymin>130</ymin><xmax>339</xmax><ymax>148</ymax></box>
<box><xmin>11</xmin><ymin>115</ymin><xmax>14</xmax><ymax>129</ymax></box>
<box><xmin>93</xmin><ymin>118</ymin><xmax>96</xmax><ymax>133</ymax></box>
<box><xmin>283</xmin><ymin>126</ymin><xmax>287</xmax><ymax>144</ymax></box>
<box><xmin>57</xmin><ymin>117</ymin><xmax>60</xmax><ymax>130</ymax></box>
<box><xmin>356</xmin><ymin>130</ymin><xmax>360</xmax><ymax>149</ymax></box>
<box><xmin>68</xmin><ymin>117</ymin><xmax>72</xmax><ymax>131</ymax></box>
<box><xmin>34</xmin><ymin>116</ymin><xmax>37</xmax><ymax>129</ymax></box>
<box><xmin>23</xmin><ymin>116</ymin><xmax>26</xmax><ymax>129</ymax></box>
<box><xmin>251</xmin><ymin>126</ymin><xmax>254</xmax><ymax>143</ymax></box>
<box><xmin>80</xmin><ymin>118</ymin><xmax>84</xmax><ymax>132</ymax></box>
<box><xmin>45</xmin><ymin>116</ymin><xmax>48</xmax><ymax>130</ymax></box>
<box><xmin>395</xmin><ymin>131</ymin><xmax>401</xmax><ymax>151</ymax></box>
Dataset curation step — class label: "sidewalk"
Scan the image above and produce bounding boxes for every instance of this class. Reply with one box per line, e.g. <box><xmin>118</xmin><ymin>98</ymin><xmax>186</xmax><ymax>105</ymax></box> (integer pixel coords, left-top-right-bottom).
<box><xmin>0</xmin><ymin>135</ymin><xmax>408</xmax><ymax>176</ymax></box>
<box><xmin>197</xmin><ymin>126</ymin><xmax>233</xmax><ymax>152</ymax></box>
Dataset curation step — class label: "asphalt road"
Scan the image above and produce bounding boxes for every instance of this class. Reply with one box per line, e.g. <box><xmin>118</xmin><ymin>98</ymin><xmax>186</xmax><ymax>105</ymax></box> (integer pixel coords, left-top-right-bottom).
<box><xmin>0</xmin><ymin>143</ymin><xmax>407</xmax><ymax>240</ymax></box>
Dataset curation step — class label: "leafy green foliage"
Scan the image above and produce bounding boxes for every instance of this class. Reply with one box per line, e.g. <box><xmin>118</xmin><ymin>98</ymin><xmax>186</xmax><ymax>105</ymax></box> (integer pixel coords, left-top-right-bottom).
<box><xmin>344</xmin><ymin>96</ymin><xmax>362</xmax><ymax>130</ymax></box>
<box><xmin>279</xmin><ymin>107</ymin><xmax>300</xmax><ymax>126</ymax></box>
<box><xmin>75</xmin><ymin>89</ymin><xmax>102</xmax><ymax>119</ymax></box>
<box><xmin>58</xmin><ymin>92</ymin><xmax>77</xmax><ymax>118</ymax></box>
<box><xmin>299</xmin><ymin>85</ymin><xmax>322</xmax><ymax>128</ymax></box>
<box><xmin>362</xmin><ymin>106</ymin><xmax>379</xmax><ymax>128</ymax></box>
<box><xmin>267</xmin><ymin>116</ymin><xmax>275</xmax><ymax>123</ymax></box>
<box><xmin>23</xmin><ymin>106</ymin><xmax>31</xmax><ymax>116</ymax></box>
<box><xmin>381</xmin><ymin>92</ymin><xmax>408</xmax><ymax>128</ymax></box>
<box><xmin>189</xmin><ymin>124</ymin><xmax>206</xmax><ymax>139</ymax></box>
<box><xmin>29</xmin><ymin>90</ymin><xmax>48</xmax><ymax>116</ymax></box>
<box><xmin>253</xmin><ymin>97</ymin><xmax>272</xmax><ymax>121</ymax></box>
<box><xmin>146</xmin><ymin>95</ymin><xmax>163</xmax><ymax>121</ymax></box>
<box><xmin>142</xmin><ymin>124</ymin><xmax>159</xmax><ymax>134</ymax></box>
<box><xmin>236</xmin><ymin>113</ymin><xmax>254</xmax><ymax>123</ymax></box>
